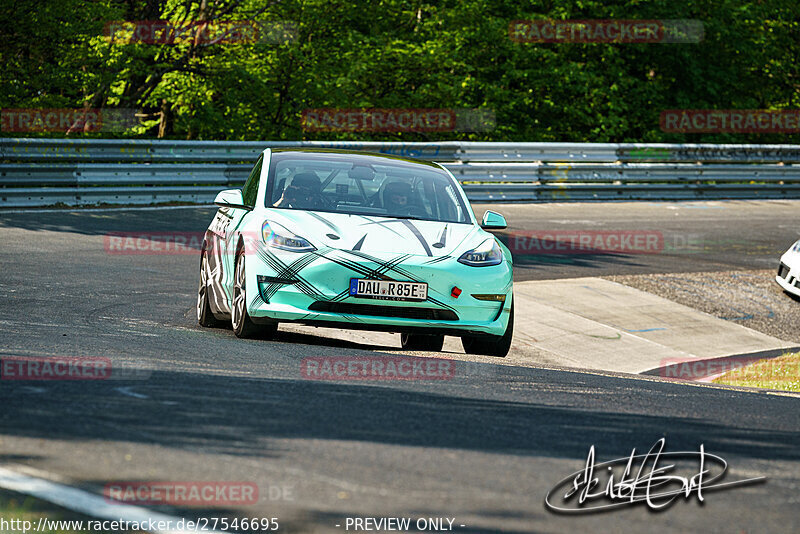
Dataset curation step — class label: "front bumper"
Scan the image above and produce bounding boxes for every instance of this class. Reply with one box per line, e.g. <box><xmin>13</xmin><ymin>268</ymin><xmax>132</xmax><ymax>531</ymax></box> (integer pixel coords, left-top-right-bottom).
<box><xmin>776</xmin><ymin>256</ymin><xmax>800</xmax><ymax>298</ymax></box>
<box><xmin>244</xmin><ymin>240</ymin><xmax>513</xmax><ymax>336</ymax></box>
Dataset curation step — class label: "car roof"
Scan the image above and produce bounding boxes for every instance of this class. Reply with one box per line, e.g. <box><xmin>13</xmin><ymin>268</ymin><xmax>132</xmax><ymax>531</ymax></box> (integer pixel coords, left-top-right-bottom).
<box><xmin>268</xmin><ymin>148</ymin><xmax>442</xmax><ymax>168</ymax></box>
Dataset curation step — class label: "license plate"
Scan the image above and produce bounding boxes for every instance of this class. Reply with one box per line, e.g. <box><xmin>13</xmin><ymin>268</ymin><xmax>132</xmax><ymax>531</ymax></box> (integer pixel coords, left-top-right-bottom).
<box><xmin>349</xmin><ymin>279</ymin><xmax>428</xmax><ymax>301</ymax></box>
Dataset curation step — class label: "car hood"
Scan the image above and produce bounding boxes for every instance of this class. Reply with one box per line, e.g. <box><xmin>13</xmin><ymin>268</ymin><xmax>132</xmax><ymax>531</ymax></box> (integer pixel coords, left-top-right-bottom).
<box><xmin>263</xmin><ymin>209</ymin><xmax>481</xmax><ymax>258</ymax></box>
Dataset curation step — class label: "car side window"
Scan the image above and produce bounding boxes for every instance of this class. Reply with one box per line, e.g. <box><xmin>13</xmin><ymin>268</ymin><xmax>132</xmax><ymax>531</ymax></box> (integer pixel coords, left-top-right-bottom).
<box><xmin>241</xmin><ymin>156</ymin><xmax>263</xmax><ymax>208</ymax></box>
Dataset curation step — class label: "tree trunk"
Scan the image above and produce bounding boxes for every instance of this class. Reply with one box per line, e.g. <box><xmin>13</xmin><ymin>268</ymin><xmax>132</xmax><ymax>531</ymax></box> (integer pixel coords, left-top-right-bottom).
<box><xmin>157</xmin><ymin>99</ymin><xmax>173</xmax><ymax>138</ymax></box>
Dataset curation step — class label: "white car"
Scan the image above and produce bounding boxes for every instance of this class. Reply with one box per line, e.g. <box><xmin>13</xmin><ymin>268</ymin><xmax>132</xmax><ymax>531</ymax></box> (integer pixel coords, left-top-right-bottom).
<box><xmin>776</xmin><ymin>239</ymin><xmax>800</xmax><ymax>298</ymax></box>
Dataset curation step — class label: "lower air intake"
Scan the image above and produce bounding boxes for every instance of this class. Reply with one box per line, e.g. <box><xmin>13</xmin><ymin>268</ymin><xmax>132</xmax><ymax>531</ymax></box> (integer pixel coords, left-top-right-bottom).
<box><xmin>308</xmin><ymin>301</ymin><xmax>458</xmax><ymax>321</ymax></box>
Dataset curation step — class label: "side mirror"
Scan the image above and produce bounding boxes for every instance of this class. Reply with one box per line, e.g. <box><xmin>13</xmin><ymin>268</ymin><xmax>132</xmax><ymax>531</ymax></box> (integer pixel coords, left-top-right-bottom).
<box><xmin>214</xmin><ymin>189</ymin><xmax>252</xmax><ymax>211</ymax></box>
<box><xmin>481</xmin><ymin>210</ymin><xmax>507</xmax><ymax>230</ymax></box>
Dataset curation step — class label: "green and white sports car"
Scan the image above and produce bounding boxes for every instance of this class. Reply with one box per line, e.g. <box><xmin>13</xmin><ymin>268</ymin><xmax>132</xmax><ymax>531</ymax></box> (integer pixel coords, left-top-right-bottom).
<box><xmin>198</xmin><ymin>149</ymin><xmax>514</xmax><ymax>357</ymax></box>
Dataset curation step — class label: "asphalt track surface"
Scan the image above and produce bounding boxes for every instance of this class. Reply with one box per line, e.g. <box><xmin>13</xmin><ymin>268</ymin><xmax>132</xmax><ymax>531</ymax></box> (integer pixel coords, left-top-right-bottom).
<box><xmin>485</xmin><ymin>199</ymin><xmax>800</xmax><ymax>280</ymax></box>
<box><xmin>0</xmin><ymin>201</ymin><xmax>799</xmax><ymax>533</ymax></box>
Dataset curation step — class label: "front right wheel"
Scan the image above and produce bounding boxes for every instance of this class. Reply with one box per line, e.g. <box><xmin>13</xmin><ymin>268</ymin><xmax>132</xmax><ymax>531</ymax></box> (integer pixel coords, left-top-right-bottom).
<box><xmin>198</xmin><ymin>250</ymin><xmax>221</xmax><ymax>327</ymax></box>
<box><xmin>461</xmin><ymin>300</ymin><xmax>514</xmax><ymax>357</ymax></box>
<box><xmin>231</xmin><ymin>251</ymin><xmax>279</xmax><ymax>339</ymax></box>
<box><xmin>232</xmin><ymin>252</ymin><xmax>260</xmax><ymax>338</ymax></box>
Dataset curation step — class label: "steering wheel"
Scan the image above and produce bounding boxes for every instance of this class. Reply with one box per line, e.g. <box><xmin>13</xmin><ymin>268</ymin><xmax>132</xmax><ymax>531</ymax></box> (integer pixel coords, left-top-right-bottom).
<box><xmin>402</xmin><ymin>206</ymin><xmax>428</xmax><ymax>218</ymax></box>
<box><xmin>317</xmin><ymin>194</ymin><xmax>334</xmax><ymax>209</ymax></box>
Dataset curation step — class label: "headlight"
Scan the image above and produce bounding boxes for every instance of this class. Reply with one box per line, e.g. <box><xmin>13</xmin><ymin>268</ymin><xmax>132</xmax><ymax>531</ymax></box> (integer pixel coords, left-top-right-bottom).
<box><xmin>458</xmin><ymin>238</ymin><xmax>503</xmax><ymax>267</ymax></box>
<box><xmin>793</xmin><ymin>239</ymin><xmax>800</xmax><ymax>252</ymax></box>
<box><xmin>262</xmin><ymin>221</ymin><xmax>316</xmax><ymax>252</ymax></box>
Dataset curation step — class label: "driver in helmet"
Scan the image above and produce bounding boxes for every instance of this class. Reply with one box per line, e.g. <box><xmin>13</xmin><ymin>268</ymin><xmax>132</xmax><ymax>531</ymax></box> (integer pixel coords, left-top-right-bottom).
<box><xmin>274</xmin><ymin>173</ymin><xmax>322</xmax><ymax>209</ymax></box>
<box><xmin>383</xmin><ymin>181</ymin><xmax>413</xmax><ymax>214</ymax></box>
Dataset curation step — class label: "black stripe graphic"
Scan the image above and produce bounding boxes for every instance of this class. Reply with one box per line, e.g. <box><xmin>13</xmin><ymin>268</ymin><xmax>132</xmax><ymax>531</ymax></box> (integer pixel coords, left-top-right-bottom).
<box><xmin>433</xmin><ymin>225</ymin><xmax>447</xmax><ymax>249</ymax></box>
<box><xmin>357</xmin><ymin>216</ymin><xmax>405</xmax><ymax>237</ymax></box>
<box><xmin>344</xmin><ymin>251</ymin><xmax>412</xmax><ymax>279</ymax></box>
<box><xmin>261</xmin><ymin>252</ymin><xmax>319</xmax><ymax>301</ymax></box>
<box><xmin>259</xmin><ymin>249</ymin><xmax>315</xmax><ymax>301</ymax></box>
<box><xmin>255</xmin><ymin>247</ymin><xmax>326</xmax><ymax>301</ymax></box>
<box><xmin>307</xmin><ymin>212</ymin><xmax>341</xmax><ymax>233</ymax></box>
<box><xmin>332</xmin><ymin>289</ymin><xmax>351</xmax><ymax>302</ymax></box>
<box><xmin>346</xmin><ymin>250</ymin><xmax>421</xmax><ymax>281</ymax></box>
<box><xmin>400</xmin><ymin>220</ymin><xmax>432</xmax><ymax>257</ymax></box>
<box><xmin>342</xmin><ymin>252</ymin><xmax>457</xmax><ymax>312</ymax></box>
<box><xmin>320</xmin><ymin>253</ymin><xmax>384</xmax><ymax>279</ymax></box>
<box><xmin>252</xmin><ymin>243</ymin><xmax>456</xmax><ymax>312</ymax></box>
<box><xmin>320</xmin><ymin>252</ymin><xmax>399</xmax><ymax>281</ymax></box>
<box><xmin>250</xmin><ymin>293</ymin><xmax>265</xmax><ymax>309</ymax></box>
<box><xmin>424</xmin><ymin>256</ymin><xmax>450</xmax><ymax>265</ymax></box>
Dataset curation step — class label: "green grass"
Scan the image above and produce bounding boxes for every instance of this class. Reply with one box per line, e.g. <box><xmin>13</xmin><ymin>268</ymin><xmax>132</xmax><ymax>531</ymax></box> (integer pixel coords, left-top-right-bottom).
<box><xmin>0</xmin><ymin>490</ymin><xmax>140</xmax><ymax>534</ymax></box>
<box><xmin>1</xmin><ymin>490</ymin><xmax>81</xmax><ymax>534</ymax></box>
<box><xmin>713</xmin><ymin>352</ymin><xmax>800</xmax><ymax>392</ymax></box>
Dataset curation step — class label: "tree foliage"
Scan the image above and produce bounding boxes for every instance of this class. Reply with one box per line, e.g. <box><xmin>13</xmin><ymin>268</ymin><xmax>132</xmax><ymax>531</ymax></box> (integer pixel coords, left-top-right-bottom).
<box><xmin>1</xmin><ymin>0</ymin><xmax>798</xmax><ymax>142</ymax></box>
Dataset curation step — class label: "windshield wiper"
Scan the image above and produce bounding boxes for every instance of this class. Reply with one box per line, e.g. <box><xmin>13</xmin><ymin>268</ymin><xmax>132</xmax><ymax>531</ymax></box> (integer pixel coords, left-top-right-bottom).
<box><xmin>387</xmin><ymin>215</ymin><xmax>426</xmax><ymax>221</ymax></box>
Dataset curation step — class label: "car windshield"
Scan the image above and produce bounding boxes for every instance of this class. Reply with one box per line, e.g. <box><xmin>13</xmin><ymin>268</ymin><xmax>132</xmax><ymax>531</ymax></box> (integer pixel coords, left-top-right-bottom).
<box><xmin>265</xmin><ymin>152</ymin><xmax>471</xmax><ymax>224</ymax></box>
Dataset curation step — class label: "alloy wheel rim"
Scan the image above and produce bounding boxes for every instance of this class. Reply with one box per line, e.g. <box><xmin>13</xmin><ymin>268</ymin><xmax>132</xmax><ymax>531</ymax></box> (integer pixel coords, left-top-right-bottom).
<box><xmin>197</xmin><ymin>254</ymin><xmax>208</xmax><ymax>321</ymax></box>
<box><xmin>232</xmin><ymin>259</ymin><xmax>245</xmax><ymax>330</ymax></box>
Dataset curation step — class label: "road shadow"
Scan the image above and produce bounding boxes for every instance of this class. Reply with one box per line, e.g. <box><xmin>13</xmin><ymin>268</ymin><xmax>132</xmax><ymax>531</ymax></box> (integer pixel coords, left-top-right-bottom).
<box><xmin>1</xmin><ymin>367</ymin><xmax>799</xmax><ymax>463</ymax></box>
<box><xmin>2</xmin><ymin>366</ymin><xmax>798</xmax><ymax>532</ymax></box>
<box><xmin>0</xmin><ymin>207</ymin><xmax>218</xmax><ymax>237</ymax></box>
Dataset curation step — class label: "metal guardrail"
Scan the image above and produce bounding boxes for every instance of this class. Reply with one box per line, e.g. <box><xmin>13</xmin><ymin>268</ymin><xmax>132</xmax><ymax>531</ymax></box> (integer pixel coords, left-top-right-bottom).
<box><xmin>6</xmin><ymin>138</ymin><xmax>800</xmax><ymax>163</ymax></box>
<box><xmin>0</xmin><ymin>139</ymin><xmax>455</xmax><ymax>163</ymax></box>
<box><xmin>2</xmin><ymin>138</ymin><xmax>800</xmax><ymax>207</ymax></box>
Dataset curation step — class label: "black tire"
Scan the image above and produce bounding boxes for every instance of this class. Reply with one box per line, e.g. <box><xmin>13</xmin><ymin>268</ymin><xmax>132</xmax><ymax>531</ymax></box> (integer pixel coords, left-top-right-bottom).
<box><xmin>197</xmin><ymin>250</ymin><xmax>222</xmax><ymax>327</ymax></box>
<box><xmin>401</xmin><ymin>333</ymin><xmax>445</xmax><ymax>352</ymax></box>
<box><xmin>232</xmin><ymin>252</ymin><xmax>260</xmax><ymax>338</ymax></box>
<box><xmin>461</xmin><ymin>300</ymin><xmax>514</xmax><ymax>357</ymax></box>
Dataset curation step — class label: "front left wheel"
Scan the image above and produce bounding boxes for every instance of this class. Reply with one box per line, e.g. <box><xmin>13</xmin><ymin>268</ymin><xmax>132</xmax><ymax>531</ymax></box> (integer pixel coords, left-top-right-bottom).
<box><xmin>461</xmin><ymin>300</ymin><xmax>514</xmax><ymax>357</ymax></box>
